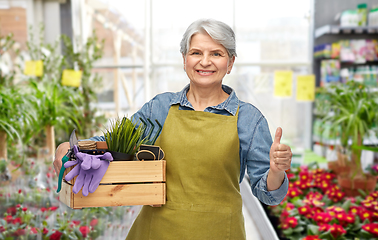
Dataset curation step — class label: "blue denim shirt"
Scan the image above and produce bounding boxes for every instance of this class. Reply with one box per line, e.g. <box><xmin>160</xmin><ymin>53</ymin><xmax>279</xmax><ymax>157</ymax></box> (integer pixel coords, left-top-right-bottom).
<box><xmin>90</xmin><ymin>84</ymin><xmax>288</xmax><ymax>205</ymax></box>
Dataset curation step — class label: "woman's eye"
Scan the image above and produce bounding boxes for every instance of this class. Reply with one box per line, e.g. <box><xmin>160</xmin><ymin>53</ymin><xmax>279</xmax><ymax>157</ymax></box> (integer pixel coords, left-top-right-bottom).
<box><xmin>213</xmin><ymin>52</ymin><xmax>221</xmax><ymax>56</ymax></box>
<box><xmin>190</xmin><ymin>52</ymin><xmax>200</xmax><ymax>55</ymax></box>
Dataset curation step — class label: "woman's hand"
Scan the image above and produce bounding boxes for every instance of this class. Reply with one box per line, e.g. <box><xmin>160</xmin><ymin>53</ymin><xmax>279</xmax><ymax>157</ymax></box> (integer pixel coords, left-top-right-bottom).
<box><xmin>267</xmin><ymin>127</ymin><xmax>292</xmax><ymax>191</ymax></box>
<box><xmin>53</xmin><ymin>142</ymin><xmax>70</xmax><ymax>177</ymax></box>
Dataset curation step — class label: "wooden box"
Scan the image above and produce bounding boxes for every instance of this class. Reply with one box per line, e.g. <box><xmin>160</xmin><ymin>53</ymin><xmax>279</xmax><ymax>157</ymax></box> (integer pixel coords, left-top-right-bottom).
<box><xmin>59</xmin><ymin>142</ymin><xmax>166</xmax><ymax>209</ymax></box>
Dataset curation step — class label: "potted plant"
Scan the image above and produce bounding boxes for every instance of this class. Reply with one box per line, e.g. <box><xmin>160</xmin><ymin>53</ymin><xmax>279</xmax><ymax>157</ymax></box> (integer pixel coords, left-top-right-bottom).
<box><xmin>103</xmin><ymin>117</ymin><xmax>147</xmax><ymax>160</ymax></box>
<box><xmin>320</xmin><ymin>81</ymin><xmax>378</xmax><ymax>196</ymax></box>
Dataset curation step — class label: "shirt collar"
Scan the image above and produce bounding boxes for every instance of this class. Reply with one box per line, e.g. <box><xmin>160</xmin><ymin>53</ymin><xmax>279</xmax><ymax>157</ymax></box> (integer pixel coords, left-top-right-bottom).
<box><xmin>170</xmin><ymin>84</ymin><xmax>239</xmax><ymax>116</ymax></box>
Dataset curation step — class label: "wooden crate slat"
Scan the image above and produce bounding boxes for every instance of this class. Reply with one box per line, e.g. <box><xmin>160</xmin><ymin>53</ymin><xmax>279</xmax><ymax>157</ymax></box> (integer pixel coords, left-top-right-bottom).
<box><xmin>61</xmin><ymin>181</ymin><xmax>166</xmax><ymax>209</ymax></box>
<box><xmin>101</xmin><ymin>161</ymin><xmax>166</xmax><ymax>183</ymax></box>
<box><xmin>63</xmin><ymin>161</ymin><xmax>166</xmax><ymax>184</ymax></box>
<box><xmin>59</xmin><ymin>180</ymin><xmax>73</xmax><ymax>208</ymax></box>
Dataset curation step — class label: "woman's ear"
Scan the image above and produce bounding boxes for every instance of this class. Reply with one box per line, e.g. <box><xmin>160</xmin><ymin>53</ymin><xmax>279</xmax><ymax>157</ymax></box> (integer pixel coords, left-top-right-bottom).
<box><xmin>227</xmin><ymin>56</ymin><xmax>235</xmax><ymax>74</ymax></box>
<box><xmin>182</xmin><ymin>54</ymin><xmax>186</xmax><ymax>71</ymax></box>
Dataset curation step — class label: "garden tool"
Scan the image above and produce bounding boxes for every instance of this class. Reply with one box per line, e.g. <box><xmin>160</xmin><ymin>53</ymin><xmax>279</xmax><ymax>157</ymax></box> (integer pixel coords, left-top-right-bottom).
<box><xmin>139</xmin><ymin>118</ymin><xmax>162</xmax><ymax>145</ymax></box>
<box><xmin>64</xmin><ymin>145</ymin><xmax>113</xmax><ymax>196</ymax></box>
<box><xmin>78</xmin><ymin>141</ymin><xmax>107</xmax><ymax>155</ymax></box>
<box><xmin>56</xmin><ymin>129</ymin><xmax>78</xmax><ymax>193</ymax></box>
<box><xmin>136</xmin><ymin>145</ymin><xmax>165</xmax><ymax>161</ymax></box>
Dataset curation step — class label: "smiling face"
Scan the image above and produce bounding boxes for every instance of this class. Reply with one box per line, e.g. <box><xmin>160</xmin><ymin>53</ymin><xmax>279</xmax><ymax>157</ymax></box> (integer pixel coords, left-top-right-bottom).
<box><xmin>183</xmin><ymin>32</ymin><xmax>235</xmax><ymax>88</ymax></box>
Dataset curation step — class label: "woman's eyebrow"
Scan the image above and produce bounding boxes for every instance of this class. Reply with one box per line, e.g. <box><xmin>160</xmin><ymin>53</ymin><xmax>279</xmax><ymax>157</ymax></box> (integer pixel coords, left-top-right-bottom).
<box><xmin>189</xmin><ymin>48</ymin><xmax>225</xmax><ymax>52</ymax></box>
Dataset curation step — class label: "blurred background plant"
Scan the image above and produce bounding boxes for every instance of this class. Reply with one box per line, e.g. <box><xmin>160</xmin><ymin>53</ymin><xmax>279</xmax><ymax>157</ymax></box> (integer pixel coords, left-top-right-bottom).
<box><xmin>0</xmin><ymin>26</ymin><xmax>126</xmax><ymax>239</ymax></box>
<box><xmin>61</xmin><ymin>31</ymin><xmax>107</xmax><ymax>140</ymax></box>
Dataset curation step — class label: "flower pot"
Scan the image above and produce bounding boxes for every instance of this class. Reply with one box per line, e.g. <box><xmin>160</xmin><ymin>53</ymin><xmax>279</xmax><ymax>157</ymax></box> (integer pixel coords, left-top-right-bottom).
<box><xmin>108</xmin><ymin>151</ymin><xmax>134</xmax><ymax>161</ymax></box>
<box><xmin>327</xmin><ymin>161</ymin><xmax>351</xmax><ymax>175</ymax></box>
<box><xmin>337</xmin><ymin>174</ymin><xmax>377</xmax><ymax>197</ymax></box>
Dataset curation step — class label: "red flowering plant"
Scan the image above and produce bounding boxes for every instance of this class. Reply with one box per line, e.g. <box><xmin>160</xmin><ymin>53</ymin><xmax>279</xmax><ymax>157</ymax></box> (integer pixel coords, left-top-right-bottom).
<box><xmin>269</xmin><ymin>162</ymin><xmax>378</xmax><ymax>240</ymax></box>
<box><xmin>0</xmin><ymin>159</ymin><xmax>140</xmax><ymax>239</ymax></box>
<box><xmin>366</xmin><ymin>163</ymin><xmax>378</xmax><ymax>177</ymax></box>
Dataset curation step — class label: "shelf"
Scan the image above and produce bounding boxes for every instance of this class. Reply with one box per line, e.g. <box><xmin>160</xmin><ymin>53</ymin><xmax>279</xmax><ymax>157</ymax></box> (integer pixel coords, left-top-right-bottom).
<box><xmin>313</xmin><ymin>58</ymin><xmax>378</xmax><ymax>64</ymax></box>
<box><xmin>315</xmin><ymin>25</ymin><xmax>378</xmax><ymax>38</ymax></box>
<box><xmin>312</xmin><ymin>135</ymin><xmax>378</xmax><ymax>146</ymax></box>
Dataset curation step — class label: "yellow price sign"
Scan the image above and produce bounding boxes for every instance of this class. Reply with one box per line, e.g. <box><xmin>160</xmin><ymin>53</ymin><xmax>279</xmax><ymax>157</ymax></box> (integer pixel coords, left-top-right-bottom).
<box><xmin>24</xmin><ymin>60</ymin><xmax>43</xmax><ymax>77</ymax></box>
<box><xmin>296</xmin><ymin>75</ymin><xmax>315</xmax><ymax>101</ymax></box>
<box><xmin>274</xmin><ymin>71</ymin><xmax>292</xmax><ymax>97</ymax></box>
<box><xmin>61</xmin><ymin>69</ymin><xmax>82</xmax><ymax>87</ymax></box>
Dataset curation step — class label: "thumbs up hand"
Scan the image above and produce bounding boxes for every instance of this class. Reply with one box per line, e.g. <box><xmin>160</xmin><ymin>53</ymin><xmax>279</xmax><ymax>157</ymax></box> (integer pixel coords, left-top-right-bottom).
<box><xmin>269</xmin><ymin>127</ymin><xmax>292</xmax><ymax>173</ymax></box>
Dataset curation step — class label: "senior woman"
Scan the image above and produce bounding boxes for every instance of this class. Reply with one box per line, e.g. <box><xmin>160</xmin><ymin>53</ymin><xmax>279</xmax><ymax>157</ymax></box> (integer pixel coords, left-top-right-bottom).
<box><xmin>54</xmin><ymin>19</ymin><xmax>292</xmax><ymax>240</ymax></box>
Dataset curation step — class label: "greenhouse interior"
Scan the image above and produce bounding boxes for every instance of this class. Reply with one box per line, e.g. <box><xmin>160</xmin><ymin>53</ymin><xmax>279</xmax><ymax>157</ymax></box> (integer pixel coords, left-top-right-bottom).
<box><xmin>1</xmin><ymin>0</ymin><xmax>378</xmax><ymax>239</ymax></box>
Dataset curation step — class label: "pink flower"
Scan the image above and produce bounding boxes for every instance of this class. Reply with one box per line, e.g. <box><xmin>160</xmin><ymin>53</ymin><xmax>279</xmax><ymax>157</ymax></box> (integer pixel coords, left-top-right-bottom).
<box><xmin>48</xmin><ymin>206</ymin><xmax>58</xmax><ymax>211</ymax></box>
<box><xmin>359</xmin><ymin>209</ymin><xmax>374</xmax><ymax>222</ymax></box>
<box><xmin>287</xmin><ymin>187</ymin><xmax>303</xmax><ymax>198</ymax></box>
<box><xmin>79</xmin><ymin>226</ymin><xmax>90</xmax><ymax>238</ymax></box>
<box><xmin>6</xmin><ymin>206</ymin><xmax>17</xmax><ymax>216</ymax></box>
<box><xmin>329</xmin><ymin>223</ymin><xmax>346</xmax><ymax>238</ymax></box>
<box><xmin>4</xmin><ymin>215</ymin><xmax>13</xmax><ymax>223</ymax></box>
<box><xmin>311</xmin><ymin>207</ymin><xmax>324</xmax><ymax>215</ymax></box>
<box><xmin>90</xmin><ymin>218</ymin><xmax>98</xmax><ymax>226</ymax></box>
<box><xmin>281</xmin><ymin>217</ymin><xmax>298</xmax><ymax>229</ymax></box>
<box><xmin>12</xmin><ymin>217</ymin><xmax>22</xmax><ymax>225</ymax></box>
<box><xmin>287</xmin><ymin>173</ymin><xmax>295</xmax><ymax>179</ymax></box>
<box><xmin>12</xmin><ymin>229</ymin><xmax>26</xmax><ymax>236</ymax></box>
<box><xmin>285</xmin><ymin>202</ymin><xmax>295</xmax><ymax>211</ymax></box>
<box><xmin>362</xmin><ymin>223</ymin><xmax>378</xmax><ymax>237</ymax></box>
<box><xmin>318</xmin><ymin>224</ymin><xmax>331</xmax><ymax>232</ymax></box>
<box><xmin>306</xmin><ymin>191</ymin><xmax>323</xmax><ymax>201</ymax></box>
<box><xmin>314</xmin><ymin>212</ymin><xmax>332</xmax><ymax>224</ymax></box>
<box><xmin>280</xmin><ymin>210</ymin><xmax>290</xmax><ymax>223</ymax></box>
<box><xmin>72</xmin><ymin>220</ymin><xmax>81</xmax><ymax>226</ymax></box>
<box><xmin>298</xmin><ymin>205</ymin><xmax>312</xmax><ymax>218</ymax></box>
<box><xmin>349</xmin><ymin>206</ymin><xmax>361</xmax><ymax>215</ymax></box>
<box><xmin>49</xmin><ymin>230</ymin><xmax>62</xmax><ymax>240</ymax></box>
<box><xmin>303</xmin><ymin>235</ymin><xmax>321</xmax><ymax>240</ymax></box>
<box><xmin>22</xmin><ymin>207</ymin><xmax>28</xmax><ymax>212</ymax></box>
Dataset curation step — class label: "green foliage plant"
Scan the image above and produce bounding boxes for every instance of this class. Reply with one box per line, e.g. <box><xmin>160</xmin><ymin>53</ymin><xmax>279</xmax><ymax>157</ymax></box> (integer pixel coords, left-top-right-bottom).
<box><xmin>21</xmin><ymin>25</ymin><xmax>83</xmax><ymax>156</ymax></box>
<box><xmin>61</xmin><ymin>31</ymin><xmax>106</xmax><ymax>139</ymax></box>
<box><xmin>320</xmin><ymin>81</ymin><xmax>378</xmax><ymax>178</ymax></box>
<box><xmin>103</xmin><ymin>117</ymin><xmax>147</xmax><ymax>156</ymax></box>
<box><xmin>0</xmin><ymin>33</ymin><xmax>36</xmax><ymax>163</ymax></box>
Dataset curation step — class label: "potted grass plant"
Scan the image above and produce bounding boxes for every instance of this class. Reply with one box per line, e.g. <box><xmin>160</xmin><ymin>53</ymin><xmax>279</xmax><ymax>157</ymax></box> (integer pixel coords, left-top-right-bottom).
<box><xmin>103</xmin><ymin>117</ymin><xmax>147</xmax><ymax>160</ymax></box>
<box><xmin>320</xmin><ymin>81</ymin><xmax>378</xmax><ymax>196</ymax></box>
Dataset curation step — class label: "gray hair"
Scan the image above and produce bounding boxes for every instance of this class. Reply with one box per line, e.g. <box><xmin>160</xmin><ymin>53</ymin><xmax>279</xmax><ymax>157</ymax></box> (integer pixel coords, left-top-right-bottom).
<box><xmin>180</xmin><ymin>19</ymin><xmax>237</xmax><ymax>58</ymax></box>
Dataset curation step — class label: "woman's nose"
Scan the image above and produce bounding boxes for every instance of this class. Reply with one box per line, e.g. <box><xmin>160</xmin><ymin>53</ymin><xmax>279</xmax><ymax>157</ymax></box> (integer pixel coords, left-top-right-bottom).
<box><xmin>200</xmin><ymin>55</ymin><xmax>211</xmax><ymax>66</ymax></box>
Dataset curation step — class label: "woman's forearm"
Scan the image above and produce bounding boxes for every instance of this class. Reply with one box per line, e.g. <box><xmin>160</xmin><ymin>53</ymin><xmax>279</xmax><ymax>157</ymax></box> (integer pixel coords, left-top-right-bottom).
<box><xmin>266</xmin><ymin>170</ymin><xmax>285</xmax><ymax>191</ymax></box>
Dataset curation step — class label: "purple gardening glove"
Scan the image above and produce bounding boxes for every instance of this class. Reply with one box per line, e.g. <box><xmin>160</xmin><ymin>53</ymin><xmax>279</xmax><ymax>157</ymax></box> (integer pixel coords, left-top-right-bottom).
<box><xmin>64</xmin><ymin>146</ymin><xmax>83</xmax><ymax>181</ymax></box>
<box><xmin>64</xmin><ymin>146</ymin><xmax>113</xmax><ymax>196</ymax></box>
<box><xmin>80</xmin><ymin>152</ymin><xmax>102</xmax><ymax>170</ymax></box>
<box><xmin>74</xmin><ymin>154</ymin><xmax>112</xmax><ymax>196</ymax></box>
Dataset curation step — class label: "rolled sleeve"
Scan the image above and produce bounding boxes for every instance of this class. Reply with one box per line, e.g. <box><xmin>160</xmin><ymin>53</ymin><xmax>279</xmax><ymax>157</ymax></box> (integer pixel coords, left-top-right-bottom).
<box><xmin>253</xmin><ymin>170</ymin><xmax>288</xmax><ymax>205</ymax></box>
<box><xmin>244</xmin><ymin>115</ymin><xmax>288</xmax><ymax>206</ymax></box>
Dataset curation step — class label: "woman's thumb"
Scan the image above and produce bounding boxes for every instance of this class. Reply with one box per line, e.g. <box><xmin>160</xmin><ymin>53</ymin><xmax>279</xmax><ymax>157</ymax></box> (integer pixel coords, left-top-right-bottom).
<box><xmin>274</xmin><ymin>127</ymin><xmax>282</xmax><ymax>144</ymax></box>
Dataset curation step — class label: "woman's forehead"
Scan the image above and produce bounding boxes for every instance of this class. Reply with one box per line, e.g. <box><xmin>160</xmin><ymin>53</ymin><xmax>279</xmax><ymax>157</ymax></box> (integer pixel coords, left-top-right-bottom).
<box><xmin>189</xmin><ymin>33</ymin><xmax>225</xmax><ymax>50</ymax></box>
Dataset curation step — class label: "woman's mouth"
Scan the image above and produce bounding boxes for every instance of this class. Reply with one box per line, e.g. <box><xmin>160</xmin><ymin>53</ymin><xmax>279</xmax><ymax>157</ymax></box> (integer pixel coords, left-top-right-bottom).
<box><xmin>196</xmin><ymin>70</ymin><xmax>215</xmax><ymax>75</ymax></box>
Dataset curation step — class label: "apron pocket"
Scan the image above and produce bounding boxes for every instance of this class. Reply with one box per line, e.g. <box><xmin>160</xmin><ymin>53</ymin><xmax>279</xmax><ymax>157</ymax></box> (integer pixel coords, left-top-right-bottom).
<box><xmin>149</xmin><ymin>202</ymin><xmax>231</xmax><ymax>240</ymax></box>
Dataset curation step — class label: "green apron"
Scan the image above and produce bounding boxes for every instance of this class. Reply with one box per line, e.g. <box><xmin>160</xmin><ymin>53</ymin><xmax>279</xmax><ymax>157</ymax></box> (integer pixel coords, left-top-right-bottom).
<box><xmin>126</xmin><ymin>104</ymin><xmax>246</xmax><ymax>240</ymax></box>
